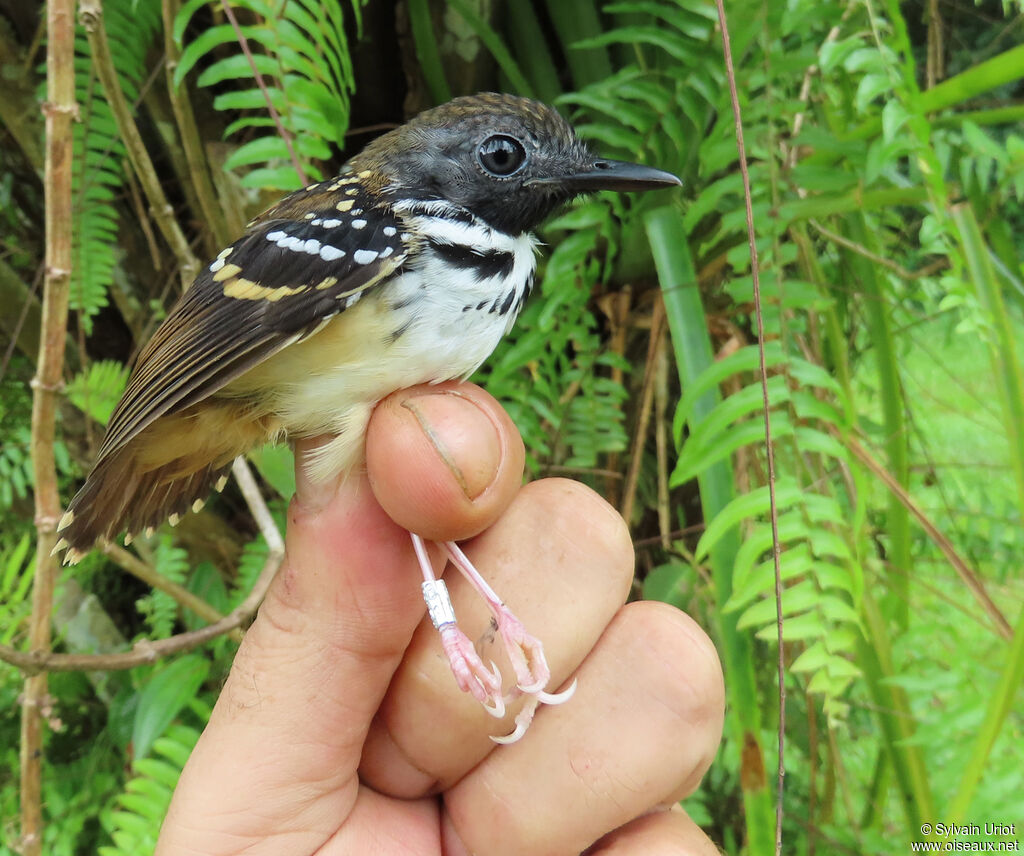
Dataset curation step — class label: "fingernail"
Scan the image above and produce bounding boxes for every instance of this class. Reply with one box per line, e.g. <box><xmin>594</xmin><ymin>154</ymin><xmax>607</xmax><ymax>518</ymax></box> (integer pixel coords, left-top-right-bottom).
<box><xmin>402</xmin><ymin>390</ymin><xmax>502</xmax><ymax>501</ymax></box>
<box><xmin>293</xmin><ymin>436</ymin><xmax>345</xmax><ymax>511</ymax></box>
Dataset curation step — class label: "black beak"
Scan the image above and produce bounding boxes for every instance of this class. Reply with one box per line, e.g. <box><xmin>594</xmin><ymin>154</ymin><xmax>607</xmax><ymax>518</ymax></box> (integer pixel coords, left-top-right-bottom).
<box><xmin>528</xmin><ymin>158</ymin><xmax>682</xmax><ymax>192</ymax></box>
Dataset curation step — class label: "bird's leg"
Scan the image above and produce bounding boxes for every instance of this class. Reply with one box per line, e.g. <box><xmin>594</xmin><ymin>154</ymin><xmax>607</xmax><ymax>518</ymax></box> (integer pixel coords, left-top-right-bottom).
<box><xmin>410</xmin><ymin>534</ymin><xmax>576</xmax><ymax>743</ymax></box>
<box><xmin>440</xmin><ymin>540</ymin><xmax>576</xmax><ymax>741</ymax></box>
<box><xmin>411</xmin><ymin>534</ymin><xmax>505</xmax><ymax>719</ymax></box>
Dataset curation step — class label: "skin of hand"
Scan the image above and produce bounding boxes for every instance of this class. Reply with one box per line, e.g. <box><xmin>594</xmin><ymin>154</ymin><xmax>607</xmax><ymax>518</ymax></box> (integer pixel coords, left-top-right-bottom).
<box><xmin>155</xmin><ymin>381</ymin><xmax>725</xmax><ymax>856</ymax></box>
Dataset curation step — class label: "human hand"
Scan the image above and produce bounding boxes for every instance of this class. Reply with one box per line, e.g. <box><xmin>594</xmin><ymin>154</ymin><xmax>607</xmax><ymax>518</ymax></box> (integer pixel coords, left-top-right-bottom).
<box><xmin>156</xmin><ymin>381</ymin><xmax>724</xmax><ymax>855</ymax></box>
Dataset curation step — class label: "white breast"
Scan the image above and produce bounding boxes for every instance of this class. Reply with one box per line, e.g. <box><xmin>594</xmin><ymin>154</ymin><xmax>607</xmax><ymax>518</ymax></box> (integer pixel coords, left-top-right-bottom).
<box><xmin>235</xmin><ymin>205</ymin><xmax>537</xmax><ymax>481</ymax></box>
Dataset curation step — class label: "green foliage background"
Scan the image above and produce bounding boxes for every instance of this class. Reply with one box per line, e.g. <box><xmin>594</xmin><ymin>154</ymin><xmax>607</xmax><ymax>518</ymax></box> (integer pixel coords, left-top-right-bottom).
<box><xmin>1</xmin><ymin>0</ymin><xmax>1022</xmax><ymax>852</ymax></box>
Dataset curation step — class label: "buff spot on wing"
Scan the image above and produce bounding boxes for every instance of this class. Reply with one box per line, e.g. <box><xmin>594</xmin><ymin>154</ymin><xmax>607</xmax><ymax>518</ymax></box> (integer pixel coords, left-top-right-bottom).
<box><xmin>316</xmin><ymin>276</ymin><xmax>339</xmax><ymax>290</ymax></box>
<box><xmin>335</xmin><ymin>199</ymin><xmax>354</xmax><ymax>212</ymax></box>
<box><xmin>223</xmin><ymin>277</ymin><xmax>308</xmax><ymax>301</ymax></box>
<box><xmin>213</xmin><ymin>263</ymin><xmax>243</xmax><ymax>283</ymax></box>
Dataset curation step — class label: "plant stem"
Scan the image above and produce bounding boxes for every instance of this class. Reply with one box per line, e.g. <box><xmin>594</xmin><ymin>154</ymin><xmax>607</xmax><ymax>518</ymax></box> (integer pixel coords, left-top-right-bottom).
<box><xmin>20</xmin><ymin>0</ymin><xmax>75</xmax><ymax>851</ymax></box>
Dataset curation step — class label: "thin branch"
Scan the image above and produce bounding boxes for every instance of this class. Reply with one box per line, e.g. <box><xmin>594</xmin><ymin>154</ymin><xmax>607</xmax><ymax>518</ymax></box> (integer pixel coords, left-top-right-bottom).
<box><xmin>0</xmin><ymin>471</ymin><xmax>283</xmax><ymax>676</ymax></box>
<box><xmin>620</xmin><ymin>297</ymin><xmax>667</xmax><ymax>526</ymax></box>
<box><xmin>100</xmin><ymin>542</ymin><xmax>245</xmax><ymax>644</ymax></box>
<box><xmin>231</xmin><ymin>455</ymin><xmax>285</xmax><ymax>562</ymax></box>
<box><xmin>654</xmin><ymin>327</ymin><xmax>671</xmax><ymax>550</ymax></box>
<box><xmin>78</xmin><ymin>0</ymin><xmax>199</xmax><ymax>288</ymax></box>
<box><xmin>0</xmin><ymin>591</ymin><xmax>264</xmax><ymax>675</ymax></box>
<box><xmin>714</xmin><ymin>1</ymin><xmax>786</xmax><ymax>852</ymax></box>
<box><xmin>844</xmin><ymin>432</ymin><xmax>1012</xmax><ymax>640</ymax></box>
<box><xmin>809</xmin><ymin>219</ymin><xmax>948</xmax><ymax>280</ymax></box>
<box><xmin>21</xmin><ymin>0</ymin><xmax>75</xmax><ymax>849</ymax></box>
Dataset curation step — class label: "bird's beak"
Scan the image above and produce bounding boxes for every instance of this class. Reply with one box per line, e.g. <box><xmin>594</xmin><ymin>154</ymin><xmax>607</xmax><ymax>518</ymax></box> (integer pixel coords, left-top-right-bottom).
<box><xmin>528</xmin><ymin>159</ymin><xmax>682</xmax><ymax>193</ymax></box>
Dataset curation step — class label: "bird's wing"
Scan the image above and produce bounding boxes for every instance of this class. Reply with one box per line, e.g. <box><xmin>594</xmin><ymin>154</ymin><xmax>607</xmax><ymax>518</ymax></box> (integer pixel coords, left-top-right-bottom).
<box><xmin>97</xmin><ymin>185</ymin><xmax>411</xmax><ymax>465</ymax></box>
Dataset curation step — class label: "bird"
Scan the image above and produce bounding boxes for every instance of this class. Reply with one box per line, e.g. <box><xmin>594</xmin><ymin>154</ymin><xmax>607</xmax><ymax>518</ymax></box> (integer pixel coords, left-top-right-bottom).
<box><xmin>55</xmin><ymin>92</ymin><xmax>681</xmax><ymax>741</ymax></box>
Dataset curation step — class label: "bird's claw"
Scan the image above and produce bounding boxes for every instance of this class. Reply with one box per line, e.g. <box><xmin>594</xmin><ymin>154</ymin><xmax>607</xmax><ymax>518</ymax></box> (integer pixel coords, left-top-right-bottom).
<box><xmin>495</xmin><ymin>607</ymin><xmax>551</xmax><ymax>694</ymax></box>
<box><xmin>438</xmin><ymin>624</ymin><xmax>504</xmax><ymax>713</ymax></box>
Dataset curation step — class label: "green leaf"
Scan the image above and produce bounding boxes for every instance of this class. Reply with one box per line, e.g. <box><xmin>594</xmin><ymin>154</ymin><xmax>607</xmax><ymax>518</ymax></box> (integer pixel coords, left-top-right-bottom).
<box><xmin>856</xmin><ymin>73</ymin><xmax>892</xmax><ymax>114</ymax></box>
<box><xmin>694</xmin><ymin>482</ymin><xmax>805</xmax><ymax>563</ymax></box>
<box><xmin>642</xmin><ymin>562</ymin><xmax>692</xmax><ymax>609</ymax></box>
<box><xmin>132</xmin><ymin>655</ymin><xmax>209</xmax><ymax>760</ymax></box>
<box><xmin>175</xmin><ymin>24</ymin><xmax>252</xmax><ymax>88</ymax></box>
<box><xmin>65</xmin><ymin>360</ymin><xmax>130</xmax><ymax>425</ymax></box>
<box><xmin>196</xmin><ymin>53</ymin><xmax>278</xmax><ymax>87</ymax></box>
<box><xmin>248</xmin><ymin>442</ymin><xmax>297</xmax><ymax>499</ymax></box>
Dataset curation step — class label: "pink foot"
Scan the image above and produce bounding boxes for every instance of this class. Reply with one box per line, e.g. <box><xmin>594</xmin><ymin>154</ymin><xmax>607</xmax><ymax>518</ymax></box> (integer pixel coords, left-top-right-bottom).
<box><xmin>438</xmin><ymin>623</ymin><xmax>505</xmax><ymax>718</ymax></box>
<box><xmin>411</xmin><ymin>533</ymin><xmax>578</xmax><ymax>744</ymax></box>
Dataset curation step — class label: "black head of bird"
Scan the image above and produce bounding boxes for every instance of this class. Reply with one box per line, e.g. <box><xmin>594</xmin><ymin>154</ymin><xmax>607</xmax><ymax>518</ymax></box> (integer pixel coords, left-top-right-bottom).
<box><xmin>352</xmin><ymin>93</ymin><xmax>680</xmax><ymax>234</ymax></box>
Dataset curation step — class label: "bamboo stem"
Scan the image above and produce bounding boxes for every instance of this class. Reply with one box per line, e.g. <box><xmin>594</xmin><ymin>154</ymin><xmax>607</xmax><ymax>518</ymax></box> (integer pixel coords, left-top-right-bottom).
<box><xmin>20</xmin><ymin>0</ymin><xmax>76</xmax><ymax>850</ymax></box>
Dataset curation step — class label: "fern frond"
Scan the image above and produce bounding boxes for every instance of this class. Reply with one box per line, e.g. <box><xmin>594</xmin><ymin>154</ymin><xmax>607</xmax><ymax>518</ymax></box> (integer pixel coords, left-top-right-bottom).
<box><xmin>67</xmin><ymin>0</ymin><xmax>162</xmax><ymax>331</ymax></box>
<box><xmin>174</xmin><ymin>0</ymin><xmax>365</xmax><ymax>190</ymax></box>
<box><xmin>99</xmin><ymin>719</ymin><xmax>205</xmax><ymax>856</ymax></box>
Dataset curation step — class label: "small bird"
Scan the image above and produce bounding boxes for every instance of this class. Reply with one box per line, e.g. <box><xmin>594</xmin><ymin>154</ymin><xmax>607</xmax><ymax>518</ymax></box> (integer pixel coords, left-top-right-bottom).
<box><xmin>57</xmin><ymin>93</ymin><xmax>680</xmax><ymax>740</ymax></box>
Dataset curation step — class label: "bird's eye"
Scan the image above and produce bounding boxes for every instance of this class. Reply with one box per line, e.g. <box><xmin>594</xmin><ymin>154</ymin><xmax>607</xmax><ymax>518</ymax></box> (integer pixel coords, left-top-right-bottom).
<box><xmin>477</xmin><ymin>135</ymin><xmax>527</xmax><ymax>177</ymax></box>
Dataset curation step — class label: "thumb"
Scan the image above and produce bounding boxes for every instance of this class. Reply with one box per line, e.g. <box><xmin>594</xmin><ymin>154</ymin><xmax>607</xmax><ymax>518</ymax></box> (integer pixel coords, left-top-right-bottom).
<box><xmin>159</xmin><ymin>466</ymin><xmax>425</xmax><ymax>855</ymax></box>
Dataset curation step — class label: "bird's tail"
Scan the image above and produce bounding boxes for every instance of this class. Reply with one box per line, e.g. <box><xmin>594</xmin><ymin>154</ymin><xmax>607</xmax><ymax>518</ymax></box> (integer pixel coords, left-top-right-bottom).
<box><xmin>55</xmin><ymin>403</ymin><xmax>276</xmax><ymax>563</ymax></box>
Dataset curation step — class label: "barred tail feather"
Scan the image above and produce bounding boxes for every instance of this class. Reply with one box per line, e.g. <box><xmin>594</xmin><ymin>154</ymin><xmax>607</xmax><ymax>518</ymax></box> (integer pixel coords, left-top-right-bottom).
<box><xmin>55</xmin><ymin>453</ymin><xmax>233</xmax><ymax>563</ymax></box>
<box><xmin>55</xmin><ymin>402</ymin><xmax>277</xmax><ymax>563</ymax></box>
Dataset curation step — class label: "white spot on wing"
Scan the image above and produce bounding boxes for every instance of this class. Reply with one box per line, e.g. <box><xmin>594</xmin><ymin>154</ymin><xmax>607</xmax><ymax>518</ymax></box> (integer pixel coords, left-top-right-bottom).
<box><xmin>383</xmin><ymin>226</ymin><xmax>397</xmax><ymax>236</ymax></box>
<box><xmin>353</xmin><ymin>249</ymin><xmax>378</xmax><ymax>265</ymax></box>
<box><xmin>351</xmin><ymin>219</ymin><xmax>367</xmax><ymax>229</ymax></box>
<box><xmin>320</xmin><ymin>245</ymin><xmax>346</xmax><ymax>261</ymax></box>
<box><xmin>209</xmin><ymin>247</ymin><xmax>233</xmax><ymax>273</ymax></box>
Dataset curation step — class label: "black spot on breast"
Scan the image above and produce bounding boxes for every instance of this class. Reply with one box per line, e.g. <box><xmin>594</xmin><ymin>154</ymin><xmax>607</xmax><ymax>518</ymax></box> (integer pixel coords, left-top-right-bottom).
<box><xmin>388</xmin><ymin>317</ymin><xmax>415</xmax><ymax>344</ymax></box>
<box><xmin>497</xmin><ymin>288</ymin><xmax>517</xmax><ymax>316</ymax></box>
<box><xmin>427</xmin><ymin>238</ymin><xmax>516</xmax><ymax>280</ymax></box>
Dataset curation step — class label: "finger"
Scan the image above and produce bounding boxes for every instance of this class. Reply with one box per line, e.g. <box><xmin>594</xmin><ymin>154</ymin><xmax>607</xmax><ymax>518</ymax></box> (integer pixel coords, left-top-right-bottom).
<box><xmin>159</xmin><ymin>383</ymin><xmax>525</xmax><ymax>855</ymax></box>
<box><xmin>359</xmin><ymin>479</ymin><xmax>634</xmax><ymax>796</ymax></box>
<box><xmin>443</xmin><ymin>602</ymin><xmax>725</xmax><ymax>856</ymax></box>
<box><xmin>367</xmin><ymin>381</ymin><xmax>525</xmax><ymax>542</ymax></box>
<box><xmin>159</xmin><ymin>470</ymin><xmax>423</xmax><ymax>856</ymax></box>
<box><xmin>586</xmin><ymin>807</ymin><xmax>722</xmax><ymax>855</ymax></box>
